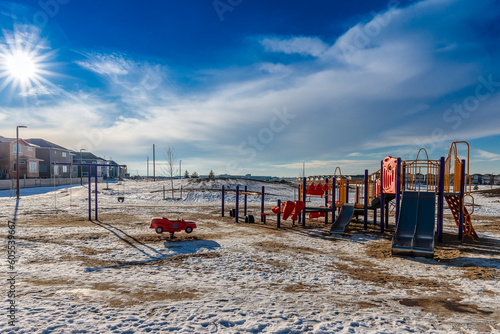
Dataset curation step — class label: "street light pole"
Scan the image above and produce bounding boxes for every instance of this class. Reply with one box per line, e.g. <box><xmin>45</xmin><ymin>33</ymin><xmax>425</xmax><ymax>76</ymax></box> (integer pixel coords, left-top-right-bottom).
<box><xmin>179</xmin><ymin>160</ymin><xmax>182</xmax><ymax>179</ymax></box>
<box><xmin>80</xmin><ymin>148</ymin><xmax>86</xmax><ymax>185</ymax></box>
<box><xmin>16</xmin><ymin>125</ymin><xmax>27</xmax><ymax>199</ymax></box>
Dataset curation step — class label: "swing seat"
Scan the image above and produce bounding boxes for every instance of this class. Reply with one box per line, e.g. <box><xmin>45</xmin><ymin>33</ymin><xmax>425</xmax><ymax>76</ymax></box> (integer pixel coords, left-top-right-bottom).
<box><xmin>117</xmin><ymin>196</ymin><xmax>125</xmax><ymax>203</ymax></box>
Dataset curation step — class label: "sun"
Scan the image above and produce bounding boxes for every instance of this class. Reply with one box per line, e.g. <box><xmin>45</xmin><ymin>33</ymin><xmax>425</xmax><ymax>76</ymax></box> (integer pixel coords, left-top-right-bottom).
<box><xmin>5</xmin><ymin>51</ymin><xmax>38</xmax><ymax>82</ymax></box>
<box><xmin>0</xmin><ymin>28</ymin><xmax>55</xmax><ymax>97</ymax></box>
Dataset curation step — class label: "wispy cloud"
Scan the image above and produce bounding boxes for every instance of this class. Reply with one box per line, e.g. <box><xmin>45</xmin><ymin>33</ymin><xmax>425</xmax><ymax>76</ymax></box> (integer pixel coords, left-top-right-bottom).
<box><xmin>476</xmin><ymin>149</ymin><xmax>500</xmax><ymax>161</ymax></box>
<box><xmin>260</xmin><ymin>36</ymin><xmax>329</xmax><ymax>57</ymax></box>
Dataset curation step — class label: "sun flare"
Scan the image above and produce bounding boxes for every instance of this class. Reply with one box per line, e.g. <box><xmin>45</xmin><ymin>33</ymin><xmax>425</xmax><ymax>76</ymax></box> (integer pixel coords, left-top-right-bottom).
<box><xmin>0</xmin><ymin>29</ymin><xmax>55</xmax><ymax>97</ymax></box>
<box><xmin>5</xmin><ymin>51</ymin><xmax>37</xmax><ymax>82</ymax></box>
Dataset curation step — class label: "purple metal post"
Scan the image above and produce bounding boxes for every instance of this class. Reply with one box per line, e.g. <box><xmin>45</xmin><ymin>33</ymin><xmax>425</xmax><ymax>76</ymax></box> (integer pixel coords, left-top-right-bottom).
<box><xmin>364</xmin><ymin>170</ymin><xmax>368</xmax><ymax>229</ymax></box>
<box><xmin>261</xmin><ymin>186</ymin><xmax>265</xmax><ymax>223</ymax></box>
<box><xmin>402</xmin><ymin>163</ymin><xmax>406</xmax><ymax>191</ymax></box>
<box><xmin>235</xmin><ymin>185</ymin><xmax>239</xmax><ymax>223</ymax></box>
<box><xmin>458</xmin><ymin>160</ymin><xmax>465</xmax><ymax>240</ymax></box>
<box><xmin>302</xmin><ymin>177</ymin><xmax>306</xmax><ymax>227</ymax></box>
<box><xmin>380</xmin><ymin>160</ymin><xmax>384</xmax><ymax>232</ymax></box>
<box><xmin>345</xmin><ymin>180</ymin><xmax>349</xmax><ymax>204</ymax></box>
<box><xmin>244</xmin><ymin>185</ymin><xmax>248</xmax><ymax>216</ymax></box>
<box><xmin>324</xmin><ymin>178</ymin><xmax>329</xmax><ymax>225</ymax></box>
<box><xmin>332</xmin><ymin>177</ymin><xmax>336</xmax><ymax>220</ymax></box>
<box><xmin>385</xmin><ymin>202</ymin><xmax>389</xmax><ymax>228</ymax></box>
<box><xmin>222</xmin><ymin>185</ymin><xmax>225</xmax><ymax>217</ymax></box>
<box><xmin>437</xmin><ymin>157</ymin><xmax>445</xmax><ymax>242</ymax></box>
<box><xmin>95</xmin><ymin>166</ymin><xmax>98</xmax><ymax>221</ymax></box>
<box><xmin>277</xmin><ymin>199</ymin><xmax>281</xmax><ymax>229</ymax></box>
<box><xmin>88</xmin><ymin>171</ymin><xmax>91</xmax><ymax>221</ymax></box>
<box><xmin>395</xmin><ymin>158</ymin><xmax>401</xmax><ymax>229</ymax></box>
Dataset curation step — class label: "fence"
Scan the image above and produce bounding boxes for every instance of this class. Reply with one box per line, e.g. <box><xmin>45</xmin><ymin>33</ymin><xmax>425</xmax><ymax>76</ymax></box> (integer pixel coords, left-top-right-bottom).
<box><xmin>0</xmin><ymin>177</ymin><xmax>104</xmax><ymax>191</ymax></box>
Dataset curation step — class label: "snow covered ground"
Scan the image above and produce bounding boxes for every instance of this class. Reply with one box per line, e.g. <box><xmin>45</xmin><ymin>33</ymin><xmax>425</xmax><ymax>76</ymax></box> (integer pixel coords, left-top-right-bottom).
<box><xmin>1</xmin><ymin>179</ymin><xmax>499</xmax><ymax>333</ymax></box>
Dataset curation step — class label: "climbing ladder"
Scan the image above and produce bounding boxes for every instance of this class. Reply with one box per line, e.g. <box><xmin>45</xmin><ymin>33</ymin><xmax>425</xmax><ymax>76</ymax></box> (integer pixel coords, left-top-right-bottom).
<box><xmin>444</xmin><ymin>195</ymin><xmax>478</xmax><ymax>241</ymax></box>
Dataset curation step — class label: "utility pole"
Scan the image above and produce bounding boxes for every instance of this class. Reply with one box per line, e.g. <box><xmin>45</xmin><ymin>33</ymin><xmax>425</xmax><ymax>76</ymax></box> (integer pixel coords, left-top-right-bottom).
<box><xmin>153</xmin><ymin>144</ymin><xmax>156</xmax><ymax>182</ymax></box>
<box><xmin>147</xmin><ymin>156</ymin><xmax>149</xmax><ymax>179</ymax></box>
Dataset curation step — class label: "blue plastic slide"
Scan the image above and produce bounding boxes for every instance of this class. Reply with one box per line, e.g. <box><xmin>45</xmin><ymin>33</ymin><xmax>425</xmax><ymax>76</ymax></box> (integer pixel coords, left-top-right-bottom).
<box><xmin>330</xmin><ymin>203</ymin><xmax>355</xmax><ymax>234</ymax></box>
<box><xmin>391</xmin><ymin>191</ymin><xmax>436</xmax><ymax>257</ymax></box>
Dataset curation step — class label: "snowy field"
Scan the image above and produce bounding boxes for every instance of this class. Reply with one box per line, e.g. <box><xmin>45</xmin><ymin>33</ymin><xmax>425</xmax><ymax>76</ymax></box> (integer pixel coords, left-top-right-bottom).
<box><xmin>1</xmin><ymin>178</ymin><xmax>500</xmax><ymax>333</ymax></box>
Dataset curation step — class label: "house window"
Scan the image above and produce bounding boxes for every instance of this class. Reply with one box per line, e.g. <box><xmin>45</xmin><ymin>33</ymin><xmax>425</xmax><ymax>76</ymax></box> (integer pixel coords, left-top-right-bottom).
<box><xmin>62</xmin><ymin>152</ymin><xmax>67</xmax><ymax>157</ymax></box>
<box><xmin>62</xmin><ymin>166</ymin><xmax>68</xmax><ymax>173</ymax></box>
<box><xmin>12</xmin><ymin>145</ymin><xmax>22</xmax><ymax>154</ymax></box>
<box><xmin>28</xmin><ymin>147</ymin><xmax>33</xmax><ymax>151</ymax></box>
<box><xmin>29</xmin><ymin>162</ymin><xmax>37</xmax><ymax>173</ymax></box>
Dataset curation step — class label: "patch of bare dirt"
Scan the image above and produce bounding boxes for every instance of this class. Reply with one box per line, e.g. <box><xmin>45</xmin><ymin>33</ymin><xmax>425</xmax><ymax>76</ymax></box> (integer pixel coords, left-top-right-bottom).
<box><xmin>365</xmin><ymin>239</ymin><xmax>392</xmax><ymax>259</ymax></box>
<box><xmin>398</xmin><ymin>296</ymin><xmax>492</xmax><ymax>314</ymax></box>
<box><xmin>253</xmin><ymin>240</ymin><xmax>327</xmax><ymax>256</ymax></box>
<box><xmin>330</xmin><ymin>256</ymin><xmax>453</xmax><ymax>292</ymax></box>
<box><xmin>473</xmin><ymin>188</ymin><xmax>500</xmax><ymax>197</ymax></box>
<box><xmin>283</xmin><ymin>282</ymin><xmax>321</xmax><ymax>293</ymax></box>
<box><xmin>355</xmin><ymin>301</ymin><xmax>381</xmax><ymax>309</ymax></box>
<box><xmin>395</xmin><ymin>296</ymin><xmax>499</xmax><ymax>332</ymax></box>
<box><xmin>24</xmin><ymin>278</ymin><xmax>75</xmax><ymax>286</ymax></box>
<box><xmin>459</xmin><ymin>266</ymin><xmax>499</xmax><ymax>281</ymax></box>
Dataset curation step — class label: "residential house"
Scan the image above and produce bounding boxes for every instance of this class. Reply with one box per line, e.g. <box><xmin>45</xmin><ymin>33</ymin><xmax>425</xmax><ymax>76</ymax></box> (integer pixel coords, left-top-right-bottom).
<box><xmin>0</xmin><ymin>136</ymin><xmax>42</xmax><ymax>179</ymax></box>
<box><xmin>71</xmin><ymin>151</ymin><xmax>107</xmax><ymax>178</ymax></box>
<box><xmin>106</xmin><ymin>160</ymin><xmax>126</xmax><ymax>179</ymax></box>
<box><xmin>471</xmin><ymin>174</ymin><xmax>482</xmax><ymax>185</ymax></box>
<box><xmin>25</xmin><ymin>138</ymin><xmax>73</xmax><ymax>178</ymax></box>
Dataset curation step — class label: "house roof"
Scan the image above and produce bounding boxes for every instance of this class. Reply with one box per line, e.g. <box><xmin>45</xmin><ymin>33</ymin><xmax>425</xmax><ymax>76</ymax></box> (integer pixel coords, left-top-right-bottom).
<box><xmin>25</xmin><ymin>138</ymin><xmax>69</xmax><ymax>151</ymax></box>
<box><xmin>71</xmin><ymin>151</ymin><xmax>105</xmax><ymax>161</ymax></box>
<box><xmin>0</xmin><ymin>136</ymin><xmax>38</xmax><ymax>147</ymax></box>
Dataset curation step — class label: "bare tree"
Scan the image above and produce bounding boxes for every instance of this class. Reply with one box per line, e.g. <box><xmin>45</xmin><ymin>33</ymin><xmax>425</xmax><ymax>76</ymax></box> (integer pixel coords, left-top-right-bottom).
<box><xmin>163</xmin><ymin>146</ymin><xmax>177</xmax><ymax>199</ymax></box>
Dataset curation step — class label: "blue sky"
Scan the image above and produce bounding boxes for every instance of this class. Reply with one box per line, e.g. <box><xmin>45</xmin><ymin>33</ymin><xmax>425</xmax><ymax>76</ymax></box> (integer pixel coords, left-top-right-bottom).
<box><xmin>1</xmin><ymin>0</ymin><xmax>500</xmax><ymax>177</ymax></box>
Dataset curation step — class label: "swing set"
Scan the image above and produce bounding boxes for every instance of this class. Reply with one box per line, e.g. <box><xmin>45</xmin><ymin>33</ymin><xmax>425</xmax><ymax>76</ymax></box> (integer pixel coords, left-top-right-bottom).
<box><xmin>52</xmin><ymin>162</ymin><xmax>126</xmax><ymax>221</ymax></box>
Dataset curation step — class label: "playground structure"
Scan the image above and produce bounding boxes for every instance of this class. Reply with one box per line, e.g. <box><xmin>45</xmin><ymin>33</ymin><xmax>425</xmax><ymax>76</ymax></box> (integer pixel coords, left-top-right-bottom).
<box><xmin>222</xmin><ymin>141</ymin><xmax>478</xmax><ymax>257</ymax></box>
<box><xmin>52</xmin><ymin>162</ymin><xmax>126</xmax><ymax>221</ymax></box>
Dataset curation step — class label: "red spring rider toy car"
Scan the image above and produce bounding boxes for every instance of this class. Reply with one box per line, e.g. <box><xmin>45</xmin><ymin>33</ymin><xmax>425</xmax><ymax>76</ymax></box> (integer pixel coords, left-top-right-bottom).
<box><xmin>150</xmin><ymin>217</ymin><xmax>197</xmax><ymax>238</ymax></box>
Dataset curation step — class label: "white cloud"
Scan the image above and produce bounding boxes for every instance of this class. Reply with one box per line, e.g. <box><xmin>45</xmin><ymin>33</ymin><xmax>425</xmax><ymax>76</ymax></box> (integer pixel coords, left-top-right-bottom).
<box><xmin>75</xmin><ymin>53</ymin><xmax>132</xmax><ymax>76</ymax></box>
<box><xmin>261</xmin><ymin>36</ymin><xmax>329</xmax><ymax>57</ymax></box>
<box><xmin>476</xmin><ymin>149</ymin><xmax>500</xmax><ymax>161</ymax></box>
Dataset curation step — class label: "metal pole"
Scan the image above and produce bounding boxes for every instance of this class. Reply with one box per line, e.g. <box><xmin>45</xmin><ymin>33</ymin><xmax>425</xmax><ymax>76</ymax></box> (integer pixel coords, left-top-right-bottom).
<box><xmin>437</xmin><ymin>157</ymin><xmax>445</xmax><ymax>242</ymax></box>
<box><xmin>459</xmin><ymin>159</ymin><xmax>465</xmax><ymax>240</ymax></box>
<box><xmin>277</xmin><ymin>199</ymin><xmax>281</xmax><ymax>229</ymax></box>
<box><xmin>395</xmin><ymin>158</ymin><xmax>402</xmax><ymax>229</ymax></box>
<box><xmin>95</xmin><ymin>165</ymin><xmax>98</xmax><ymax>221</ymax></box>
<box><xmin>235</xmin><ymin>185</ymin><xmax>239</xmax><ymax>223</ymax></box>
<box><xmin>332</xmin><ymin>177</ymin><xmax>336</xmax><ymax>220</ymax></box>
<box><xmin>302</xmin><ymin>177</ymin><xmax>306</xmax><ymax>226</ymax></box>
<box><xmin>380</xmin><ymin>160</ymin><xmax>384</xmax><ymax>233</ymax></box>
<box><xmin>364</xmin><ymin>170</ymin><xmax>368</xmax><ymax>229</ymax></box>
<box><xmin>88</xmin><ymin>168</ymin><xmax>91</xmax><ymax>221</ymax></box>
<box><xmin>153</xmin><ymin>144</ymin><xmax>155</xmax><ymax>182</ymax></box>
<box><xmin>261</xmin><ymin>186</ymin><xmax>265</xmax><ymax>223</ymax></box>
<box><xmin>324</xmin><ymin>178</ymin><xmax>329</xmax><ymax>225</ymax></box>
<box><xmin>221</xmin><ymin>185</ymin><xmax>225</xmax><ymax>217</ymax></box>
<box><xmin>244</xmin><ymin>185</ymin><xmax>247</xmax><ymax>216</ymax></box>
<box><xmin>345</xmin><ymin>180</ymin><xmax>349</xmax><ymax>204</ymax></box>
